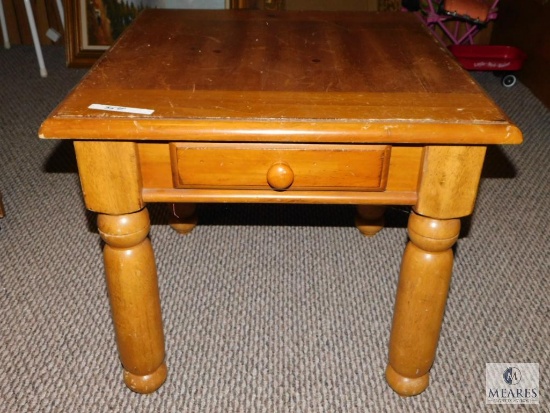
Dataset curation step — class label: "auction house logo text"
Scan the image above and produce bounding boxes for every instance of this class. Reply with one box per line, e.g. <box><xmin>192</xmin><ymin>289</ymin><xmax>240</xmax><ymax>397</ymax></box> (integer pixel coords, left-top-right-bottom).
<box><xmin>486</xmin><ymin>363</ymin><xmax>539</xmax><ymax>404</ymax></box>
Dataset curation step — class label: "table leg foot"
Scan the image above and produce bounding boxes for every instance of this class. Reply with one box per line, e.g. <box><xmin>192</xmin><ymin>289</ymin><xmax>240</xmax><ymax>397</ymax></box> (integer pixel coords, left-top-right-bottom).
<box><xmin>387</xmin><ymin>211</ymin><xmax>460</xmax><ymax>396</ymax></box>
<box><xmin>355</xmin><ymin>205</ymin><xmax>385</xmax><ymax>236</ymax></box>
<box><xmin>98</xmin><ymin>208</ymin><xmax>167</xmax><ymax>394</ymax></box>
<box><xmin>169</xmin><ymin>203</ymin><xmax>198</xmax><ymax>234</ymax></box>
<box><xmin>124</xmin><ymin>361</ymin><xmax>168</xmax><ymax>394</ymax></box>
<box><xmin>385</xmin><ymin>364</ymin><xmax>429</xmax><ymax>397</ymax></box>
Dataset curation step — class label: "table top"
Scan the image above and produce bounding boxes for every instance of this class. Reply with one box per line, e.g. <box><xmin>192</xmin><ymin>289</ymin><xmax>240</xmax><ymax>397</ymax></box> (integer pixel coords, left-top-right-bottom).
<box><xmin>40</xmin><ymin>9</ymin><xmax>521</xmax><ymax>144</ymax></box>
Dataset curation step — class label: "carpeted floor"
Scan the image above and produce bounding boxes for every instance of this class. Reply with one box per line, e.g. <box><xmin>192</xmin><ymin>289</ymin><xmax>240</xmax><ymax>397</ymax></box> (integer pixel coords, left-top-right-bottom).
<box><xmin>0</xmin><ymin>45</ymin><xmax>548</xmax><ymax>412</ymax></box>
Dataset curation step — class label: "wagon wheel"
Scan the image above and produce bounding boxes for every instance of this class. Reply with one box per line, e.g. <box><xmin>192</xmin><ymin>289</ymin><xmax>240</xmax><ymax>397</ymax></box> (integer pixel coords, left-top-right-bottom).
<box><xmin>502</xmin><ymin>74</ymin><xmax>517</xmax><ymax>88</ymax></box>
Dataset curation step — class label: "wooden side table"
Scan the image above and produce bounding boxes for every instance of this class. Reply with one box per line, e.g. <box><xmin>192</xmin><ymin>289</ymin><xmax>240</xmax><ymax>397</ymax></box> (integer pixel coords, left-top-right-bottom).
<box><xmin>39</xmin><ymin>10</ymin><xmax>522</xmax><ymax>396</ymax></box>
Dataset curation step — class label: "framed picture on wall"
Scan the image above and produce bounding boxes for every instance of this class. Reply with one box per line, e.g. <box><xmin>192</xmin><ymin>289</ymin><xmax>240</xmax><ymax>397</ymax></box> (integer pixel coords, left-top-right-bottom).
<box><xmin>65</xmin><ymin>0</ymin><xmax>230</xmax><ymax>67</ymax></box>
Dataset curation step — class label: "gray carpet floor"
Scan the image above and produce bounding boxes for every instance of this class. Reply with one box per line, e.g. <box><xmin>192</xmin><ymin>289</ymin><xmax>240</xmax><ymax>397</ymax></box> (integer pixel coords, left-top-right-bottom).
<box><xmin>1</xmin><ymin>45</ymin><xmax>548</xmax><ymax>412</ymax></box>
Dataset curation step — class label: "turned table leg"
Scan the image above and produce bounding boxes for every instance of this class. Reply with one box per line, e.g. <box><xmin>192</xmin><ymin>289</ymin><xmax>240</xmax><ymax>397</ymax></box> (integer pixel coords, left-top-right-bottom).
<box><xmin>386</xmin><ymin>210</ymin><xmax>460</xmax><ymax>396</ymax></box>
<box><xmin>355</xmin><ymin>205</ymin><xmax>386</xmax><ymax>236</ymax></box>
<box><xmin>169</xmin><ymin>203</ymin><xmax>198</xmax><ymax>235</ymax></box>
<box><xmin>98</xmin><ymin>208</ymin><xmax>167</xmax><ymax>394</ymax></box>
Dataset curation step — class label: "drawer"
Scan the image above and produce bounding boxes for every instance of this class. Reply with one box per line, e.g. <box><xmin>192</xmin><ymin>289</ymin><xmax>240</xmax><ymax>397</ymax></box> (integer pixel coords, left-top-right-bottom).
<box><xmin>170</xmin><ymin>143</ymin><xmax>391</xmax><ymax>191</ymax></box>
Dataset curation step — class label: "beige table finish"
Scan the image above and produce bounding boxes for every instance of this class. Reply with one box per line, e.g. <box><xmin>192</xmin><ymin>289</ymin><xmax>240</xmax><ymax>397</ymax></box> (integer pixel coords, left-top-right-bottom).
<box><xmin>40</xmin><ymin>10</ymin><xmax>522</xmax><ymax>396</ymax></box>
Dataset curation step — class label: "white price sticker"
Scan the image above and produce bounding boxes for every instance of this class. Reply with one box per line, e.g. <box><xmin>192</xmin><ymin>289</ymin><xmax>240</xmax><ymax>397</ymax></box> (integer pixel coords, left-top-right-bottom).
<box><xmin>88</xmin><ymin>104</ymin><xmax>154</xmax><ymax>115</ymax></box>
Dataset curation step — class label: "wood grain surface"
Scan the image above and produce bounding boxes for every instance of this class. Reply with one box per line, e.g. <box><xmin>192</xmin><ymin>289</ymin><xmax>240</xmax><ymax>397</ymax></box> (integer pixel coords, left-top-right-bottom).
<box><xmin>39</xmin><ymin>10</ymin><xmax>521</xmax><ymax>145</ymax></box>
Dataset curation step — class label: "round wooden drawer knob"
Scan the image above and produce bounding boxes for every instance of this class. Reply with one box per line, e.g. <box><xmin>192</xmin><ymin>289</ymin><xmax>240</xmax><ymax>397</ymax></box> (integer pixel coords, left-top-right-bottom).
<box><xmin>267</xmin><ymin>162</ymin><xmax>294</xmax><ymax>190</ymax></box>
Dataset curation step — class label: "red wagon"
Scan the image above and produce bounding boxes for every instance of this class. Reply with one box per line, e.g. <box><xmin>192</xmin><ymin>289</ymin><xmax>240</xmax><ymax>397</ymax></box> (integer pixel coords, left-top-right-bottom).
<box><xmin>448</xmin><ymin>45</ymin><xmax>527</xmax><ymax>87</ymax></box>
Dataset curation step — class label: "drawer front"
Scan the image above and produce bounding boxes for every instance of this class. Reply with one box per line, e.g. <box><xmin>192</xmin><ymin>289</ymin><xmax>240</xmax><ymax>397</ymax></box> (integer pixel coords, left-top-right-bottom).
<box><xmin>170</xmin><ymin>143</ymin><xmax>391</xmax><ymax>191</ymax></box>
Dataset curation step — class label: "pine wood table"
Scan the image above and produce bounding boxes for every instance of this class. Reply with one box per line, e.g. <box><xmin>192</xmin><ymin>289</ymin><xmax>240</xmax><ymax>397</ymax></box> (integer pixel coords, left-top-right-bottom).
<box><xmin>40</xmin><ymin>9</ymin><xmax>522</xmax><ymax>396</ymax></box>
